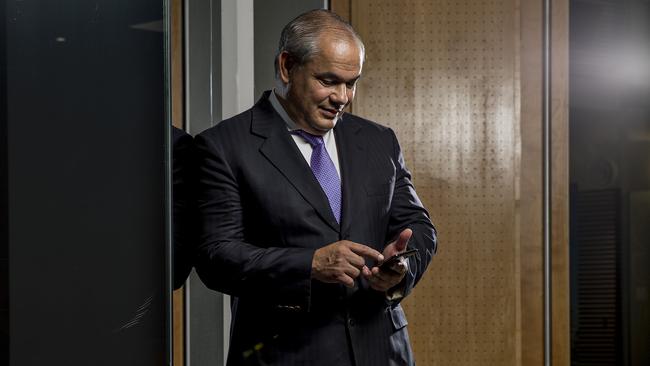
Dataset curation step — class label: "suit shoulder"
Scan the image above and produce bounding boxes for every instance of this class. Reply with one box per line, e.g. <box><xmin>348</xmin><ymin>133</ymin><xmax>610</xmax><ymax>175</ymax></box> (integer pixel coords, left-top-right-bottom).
<box><xmin>195</xmin><ymin>109</ymin><xmax>253</xmax><ymax>143</ymax></box>
<box><xmin>172</xmin><ymin>126</ymin><xmax>193</xmax><ymax>147</ymax></box>
<box><xmin>343</xmin><ymin>113</ymin><xmax>391</xmax><ymax>131</ymax></box>
<box><xmin>341</xmin><ymin>113</ymin><xmax>396</xmax><ymax>140</ymax></box>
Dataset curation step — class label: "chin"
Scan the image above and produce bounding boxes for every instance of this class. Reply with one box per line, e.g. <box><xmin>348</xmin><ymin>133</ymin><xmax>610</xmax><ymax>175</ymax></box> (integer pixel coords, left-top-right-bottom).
<box><xmin>306</xmin><ymin>118</ymin><xmax>334</xmax><ymax>133</ymax></box>
<box><xmin>315</xmin><ymin>121</ymin><xmax>336</xmax><ymax>132</ymax></box>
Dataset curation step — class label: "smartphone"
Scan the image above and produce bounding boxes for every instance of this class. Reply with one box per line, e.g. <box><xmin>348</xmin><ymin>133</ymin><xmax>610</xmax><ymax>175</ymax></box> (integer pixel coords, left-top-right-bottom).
<box><xmin>379</xmin><ymin>248</ymin><xmax>418</xmax><ymax>271</ymax></box>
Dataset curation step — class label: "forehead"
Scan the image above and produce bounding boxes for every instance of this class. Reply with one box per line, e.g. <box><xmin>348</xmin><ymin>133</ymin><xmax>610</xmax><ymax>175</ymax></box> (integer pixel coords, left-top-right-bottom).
<box><xmin>308</xmin><ymin>35</ymin><xmax>363</xmax><ymax>76</ymax></box>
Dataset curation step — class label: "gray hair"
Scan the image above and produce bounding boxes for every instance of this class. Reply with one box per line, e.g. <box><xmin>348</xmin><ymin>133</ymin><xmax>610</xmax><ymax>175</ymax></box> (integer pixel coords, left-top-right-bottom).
<box><xmin>274</xmin><ymin>9</ymin><xmax>365</xmax><ymax>78</ymax></box>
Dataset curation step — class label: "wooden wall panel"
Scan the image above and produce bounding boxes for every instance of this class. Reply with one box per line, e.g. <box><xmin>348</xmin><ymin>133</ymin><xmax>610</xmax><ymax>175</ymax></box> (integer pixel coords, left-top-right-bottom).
<box><xmin>339</xmin><ymin>0</ymin><xmax>570</xmax><ymax>365</ymax></box>
<box><xmin>519</xmin><ymin>0</ymin><xmax>544</xmax><ymax>363</ymax></box>
<box><xmin>330</xmin><ymin>0</ymin><xmax>350</xmax><ymax>23</ymax></box>
<box><xmin>350</xmin><ymin>1</ymin><xmax>520</xmax><ymax>364</ymax></box>
<box><xmin>171</xmin><ymin>0</ymin><xmax>184</xmax><ymax>365</ymax></box>
<box><xmin>550</xmin><ymin>0</ymin><xmax>570</xmax><ymax>364</ymax></box>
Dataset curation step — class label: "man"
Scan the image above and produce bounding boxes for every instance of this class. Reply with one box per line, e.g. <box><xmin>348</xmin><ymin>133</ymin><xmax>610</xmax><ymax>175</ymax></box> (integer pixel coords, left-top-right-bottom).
<box><xmin>194</xmin><ymin>9</ymin><xmax>437</xmax><ymax>366</ymax></box>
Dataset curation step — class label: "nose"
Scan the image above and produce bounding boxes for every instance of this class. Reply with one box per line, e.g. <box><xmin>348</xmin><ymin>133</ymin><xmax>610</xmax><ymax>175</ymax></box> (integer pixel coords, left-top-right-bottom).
<box><xmin>330</xmin><ymin>84</ymin><xmax>349</xmax><ymax>107</ymax></box>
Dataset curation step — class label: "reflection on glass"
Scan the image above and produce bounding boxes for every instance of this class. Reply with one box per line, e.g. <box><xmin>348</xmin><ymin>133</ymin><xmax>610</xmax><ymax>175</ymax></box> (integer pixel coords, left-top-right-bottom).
<box><xmin>173</xmin><ymin>126</ymin><xmax>195</xmax><ymax>290</ymax></box>
<box><xmin>4</xmin><ymin>0</ymin><xmax>168</xmax><ymax>364</ymax></box>
<box><xmin>570</xmin><ymin>0</ymin><xmax>650</xmax><ymax>365</ymax></box>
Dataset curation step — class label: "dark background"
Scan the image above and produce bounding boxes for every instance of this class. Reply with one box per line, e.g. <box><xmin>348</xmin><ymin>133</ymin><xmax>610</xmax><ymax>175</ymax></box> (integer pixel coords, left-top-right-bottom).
<box><xmin>2</xmin><ymin>0</ymin><xmax>167</xmax><ymax>364</ymax></box>
<box><xmin>570</xmin><ymin>0</ymin><xmax>650</xmax><ymax>365</ymax></box>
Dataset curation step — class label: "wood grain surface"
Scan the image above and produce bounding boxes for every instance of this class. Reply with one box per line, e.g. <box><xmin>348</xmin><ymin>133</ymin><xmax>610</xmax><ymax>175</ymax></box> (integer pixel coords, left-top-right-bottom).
<box><xmin>171</xmin><ymin>0</ymin><xmax>184</xmax><ymax>365</ymax></box>
<box><xmin>333</xmin><ymin>0</ymin><xmax>569</xmax><ymax>364</ymax></box>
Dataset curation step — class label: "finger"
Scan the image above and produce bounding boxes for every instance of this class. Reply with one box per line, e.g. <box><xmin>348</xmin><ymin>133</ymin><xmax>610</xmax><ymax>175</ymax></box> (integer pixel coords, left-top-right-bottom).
<box><xmin>394</xmin><ymin>228</ymin><xmax>412</xmax><ymax>252</ymax></box>
<box><xmin>343</xmin><ymin>264</ymin><xmax>361</xmax><ymax>279</ymax></box>
<box><xmin>366</xmin><ymin>268</ymin><xmax>382</xmax><ymax>289</ymax></box>
<box><xmin>372</xmin><ymin>268</ymin><xmax>391</xmax><ymax>282</ymax></box>
<box><xmin>366</xmin><ymin>270</ymin><xmax>383</xmax><ymax>284</ymax></box>
<box><xmin>337</xmin><ymin>274</ymin><xmax>355</xmax><ymax>288</ymax></box>
<box><xmin>345</xmin><ymin>250</ymin><xmax>367</xmax><ymax>269</ymax></box>
<box><xmin>348</xmin><ymin>242</ymin><xmax>384</xmax><ymax>262</ymax></box>
<box><xmin>361</xmin><ymin>265</ymin><xmax>371</xmax><ymax>277</ymax></box>
<box><xmin>372</xmin><ymin>266</ymin><xmax>405</xmax><ymax>283</ymax></box>
<box><xmin>367</xmin><ymin>274</ymin><xmax>391</xmax><ymax>292</ymax></box>
<box><xmin>381</xmin><ymin>242</ymin><xmax>399</xmax><ymax>259</ymax></box>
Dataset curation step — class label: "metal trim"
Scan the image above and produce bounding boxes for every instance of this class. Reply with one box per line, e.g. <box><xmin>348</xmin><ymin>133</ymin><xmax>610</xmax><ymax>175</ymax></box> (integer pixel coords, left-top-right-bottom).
<box><xmin>163</xmin><ymin>0</ymin><xmax>174</xmax><ymax>364</ymax></box>
<box><xmin>542</xmin><ymin>0</ymin><xmax>552</xmax><ymax>365</ymax></box>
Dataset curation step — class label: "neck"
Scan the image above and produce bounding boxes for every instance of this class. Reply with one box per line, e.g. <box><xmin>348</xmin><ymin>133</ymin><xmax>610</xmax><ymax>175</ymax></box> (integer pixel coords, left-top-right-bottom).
<box><xmin>273</xmin><ymin>89</ymin><xmax>328</xmax><ymax>136</ymax></box>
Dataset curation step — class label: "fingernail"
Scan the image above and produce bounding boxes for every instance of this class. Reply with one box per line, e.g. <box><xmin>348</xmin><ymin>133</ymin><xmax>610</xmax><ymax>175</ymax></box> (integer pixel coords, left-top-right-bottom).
<box><xmin>378</xmin><ymin>254</ymin><xmax>384</xmax><ymax>261</ymax></box>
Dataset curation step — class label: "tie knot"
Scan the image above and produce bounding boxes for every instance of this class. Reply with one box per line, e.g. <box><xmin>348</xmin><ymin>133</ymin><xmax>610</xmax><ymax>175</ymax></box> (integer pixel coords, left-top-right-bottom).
<box><xmin>292</xmin><ymin>130</ymin><xmax>324</xmax><ymax>147</ymax></box>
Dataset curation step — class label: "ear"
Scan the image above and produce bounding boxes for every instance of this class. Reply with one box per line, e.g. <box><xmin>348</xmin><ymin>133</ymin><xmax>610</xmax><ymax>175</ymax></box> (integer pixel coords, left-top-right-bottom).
<box><xmin>278</xmin><ymin>51</ymin><xmax>296</xmax><ymax>84</ymax></box>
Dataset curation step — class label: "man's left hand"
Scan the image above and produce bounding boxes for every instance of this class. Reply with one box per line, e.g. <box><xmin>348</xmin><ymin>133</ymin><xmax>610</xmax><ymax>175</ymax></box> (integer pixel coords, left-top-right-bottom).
<box><xmin>365</xmin><ymin>228</ymin><xmax>412</xmax><ymax>292</ymax></box>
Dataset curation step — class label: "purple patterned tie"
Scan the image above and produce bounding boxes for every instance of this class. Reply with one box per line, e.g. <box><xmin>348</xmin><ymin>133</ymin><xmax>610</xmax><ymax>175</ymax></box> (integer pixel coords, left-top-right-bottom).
<box><xmin>292</xmin><ymin>130</ymin><xmax>342</xmax><ymax>223</ymax></box>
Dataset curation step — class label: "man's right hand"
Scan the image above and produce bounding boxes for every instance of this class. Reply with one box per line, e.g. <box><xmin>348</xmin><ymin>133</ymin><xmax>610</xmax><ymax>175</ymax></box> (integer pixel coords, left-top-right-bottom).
<box><xmin>311</xmin><ymin>241</ymin><xmax>384</xmax><ymax>288</ymax></box>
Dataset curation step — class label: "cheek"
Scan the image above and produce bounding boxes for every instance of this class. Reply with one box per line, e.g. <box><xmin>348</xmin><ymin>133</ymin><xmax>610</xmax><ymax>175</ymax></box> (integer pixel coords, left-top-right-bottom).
<box><xmin>311</xmin><ymin>88</ymin><xmax>331</xmax><ymax>105</ymax></box>
<box><xmin>348</xmin><ymin>89</ymin><xmax>355</xmax><ymax>102</ymax></box>
<box><xmin>304</xmin><ymin>80</ymin><xmax>328</xmax><ymax>101</ymax></box>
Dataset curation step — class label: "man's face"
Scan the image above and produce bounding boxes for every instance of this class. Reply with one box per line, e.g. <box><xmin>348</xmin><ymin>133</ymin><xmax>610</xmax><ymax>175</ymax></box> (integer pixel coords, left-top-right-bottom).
<box><xmin>279</xmin><ymin>35</ymin><xmax>363</xmax><ymax>135</ymax></box>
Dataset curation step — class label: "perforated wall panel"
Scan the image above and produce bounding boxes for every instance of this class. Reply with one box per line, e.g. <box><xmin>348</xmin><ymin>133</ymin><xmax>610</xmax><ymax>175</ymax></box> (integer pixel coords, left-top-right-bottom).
<box><xmin>350</xmin><ymin>1</ymin><xmax>520</xmax><ymax>364</ymax></box>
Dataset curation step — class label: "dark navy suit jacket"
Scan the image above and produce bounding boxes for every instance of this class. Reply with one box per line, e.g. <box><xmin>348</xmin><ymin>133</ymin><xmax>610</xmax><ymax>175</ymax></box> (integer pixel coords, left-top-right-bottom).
<box><xmin>172</xmin><ymin>126</ymin><xmax>196</xmax><ymax>289</ymax></box>
<box><xmin>194</xmin><ymin>91</ymin><xmax>437</xmax><ymax>366</ymax></box>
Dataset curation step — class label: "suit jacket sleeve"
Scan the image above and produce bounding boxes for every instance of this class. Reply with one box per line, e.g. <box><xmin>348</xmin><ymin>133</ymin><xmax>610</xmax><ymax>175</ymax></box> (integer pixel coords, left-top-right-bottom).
<box><xmin>193</xmin><ymin>130</ymin><xmax>314</xmax><ymax>310</ymax></box>
<box><xmin>384</xmin><ymin>128</ymin><xmax>438</xmax><ymax>301</ymax></box>
<box><xmin>172</xmin><ymin>127</ymin><xmax>196</xmax><ymax>290</ymax></box>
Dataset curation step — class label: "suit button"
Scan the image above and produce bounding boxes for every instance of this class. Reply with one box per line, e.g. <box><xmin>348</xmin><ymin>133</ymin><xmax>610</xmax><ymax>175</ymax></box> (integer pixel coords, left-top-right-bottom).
<box><xmin>348</xmin><ymin>318</ymin><xmax>355</xmax><ymax>327</ymax></box>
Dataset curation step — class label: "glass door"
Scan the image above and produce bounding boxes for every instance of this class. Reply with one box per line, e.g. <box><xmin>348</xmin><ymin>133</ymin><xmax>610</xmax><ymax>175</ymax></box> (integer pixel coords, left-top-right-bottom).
<box><xmin>570</xmin><ymin>1</ymin><xmax>650</xmax><ymax>365</ymax></box>
<box><xmin>2</xmin><ymin>0</ymin><xmax>170</xmax><ymax>364</ymax></box>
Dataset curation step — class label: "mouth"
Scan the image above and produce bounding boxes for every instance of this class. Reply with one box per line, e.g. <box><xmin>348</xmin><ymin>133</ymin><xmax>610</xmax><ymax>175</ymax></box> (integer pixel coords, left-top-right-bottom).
<box><xmin>319</xmin><ymin>106</ymin><xmax>340</xmax><ymax>119</ymax></box>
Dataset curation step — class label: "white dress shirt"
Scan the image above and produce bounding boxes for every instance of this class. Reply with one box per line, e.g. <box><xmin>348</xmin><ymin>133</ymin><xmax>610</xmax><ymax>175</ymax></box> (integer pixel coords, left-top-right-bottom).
<box><xmin>268</xmin><ymin>90</ymin><xmax>341</xmax><ymax>179</ymax></box>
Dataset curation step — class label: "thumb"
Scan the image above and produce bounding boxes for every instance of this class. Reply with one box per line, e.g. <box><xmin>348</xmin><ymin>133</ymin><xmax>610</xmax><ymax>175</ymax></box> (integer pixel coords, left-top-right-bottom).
<box><xmin>395</xmin><ymin>228</ymin><xmax>412</xmax><ymax>252</ymax></box>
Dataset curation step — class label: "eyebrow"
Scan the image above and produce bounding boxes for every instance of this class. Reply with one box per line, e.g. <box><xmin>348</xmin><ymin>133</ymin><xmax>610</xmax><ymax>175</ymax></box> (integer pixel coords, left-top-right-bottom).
<box><xmin>315</xmin><ymin>72</ymin><xmax>361</xmax><ymax>84</ymax></box>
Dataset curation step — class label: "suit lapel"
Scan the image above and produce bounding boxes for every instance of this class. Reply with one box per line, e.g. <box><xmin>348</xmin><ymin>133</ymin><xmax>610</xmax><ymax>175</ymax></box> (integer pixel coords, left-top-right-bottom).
<box><xmin>251</xmin><ymin>94</ymin><xmax>340</xmax><ymax>232</ymax></box>
<box><xmin>334</xmin><ymin>114</ymin><xmax>364</xmax><ymax>238</ymax></box>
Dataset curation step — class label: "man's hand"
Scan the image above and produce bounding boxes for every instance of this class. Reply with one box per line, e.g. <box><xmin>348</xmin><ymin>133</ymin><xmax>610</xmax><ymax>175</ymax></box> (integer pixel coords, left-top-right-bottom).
<box><xmin>366</xmin><ymin>228</ymin><xmax>412</xmax><ymax>292</ymax></box>
<box><xmin>312</xmin><ymin>241</ymin><xmax>384</xmax><ymax>288</ymax></box>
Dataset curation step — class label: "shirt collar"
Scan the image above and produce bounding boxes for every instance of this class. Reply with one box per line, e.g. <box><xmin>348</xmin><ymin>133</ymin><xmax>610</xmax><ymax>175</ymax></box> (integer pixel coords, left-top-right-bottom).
<box><xmin>268</xmin><ymin>89</ymin><xmax>300</xmax><ymax>131</ymax></box>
